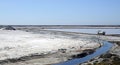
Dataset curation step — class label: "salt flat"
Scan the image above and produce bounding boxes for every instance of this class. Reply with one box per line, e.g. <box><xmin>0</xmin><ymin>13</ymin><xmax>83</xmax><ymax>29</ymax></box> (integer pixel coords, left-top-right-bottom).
<box><xmin>0</xmin><ymin>30</ymin><xmax>100</xmax><ymax>64</ymax></box>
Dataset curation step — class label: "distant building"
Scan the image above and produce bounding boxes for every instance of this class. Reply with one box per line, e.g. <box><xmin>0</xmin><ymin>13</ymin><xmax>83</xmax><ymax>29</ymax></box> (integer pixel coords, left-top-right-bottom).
<box><xmin>97</xmin><ymin>30</ymin><xmax>106</xmax><ymax>35</ymax></box>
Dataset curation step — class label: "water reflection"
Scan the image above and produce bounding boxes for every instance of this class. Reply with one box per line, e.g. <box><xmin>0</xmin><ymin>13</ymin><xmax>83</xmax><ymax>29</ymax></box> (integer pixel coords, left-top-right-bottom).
<box><xmin>49</xmin><ymin>29</ymin><xmax>120</xmax><ymax>34</ymax></box>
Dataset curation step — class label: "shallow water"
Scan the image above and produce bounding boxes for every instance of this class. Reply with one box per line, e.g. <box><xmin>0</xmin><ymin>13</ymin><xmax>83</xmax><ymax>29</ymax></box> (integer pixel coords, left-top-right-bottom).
<box><xmin>49</xmin><ymin>29</ymin><xmax>120</xmax><ymax>34</ymax></box>
<box><xmin>54</xmin><ymin>41</ymin><xmax>113</xmax><ymax>65</ymax></box>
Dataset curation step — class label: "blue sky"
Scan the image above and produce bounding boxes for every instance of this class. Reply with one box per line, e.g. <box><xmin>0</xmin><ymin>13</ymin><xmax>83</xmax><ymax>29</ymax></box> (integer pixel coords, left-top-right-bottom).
<box><xmin>0</xmin><ymin>0</ymin><xmax>120</xmax><ymax>25</ymax></box>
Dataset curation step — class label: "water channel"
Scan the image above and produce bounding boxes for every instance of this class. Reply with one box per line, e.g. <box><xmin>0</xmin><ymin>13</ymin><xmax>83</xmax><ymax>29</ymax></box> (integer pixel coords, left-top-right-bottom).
<box><xmin>55</xmin><ymin>41</ymin><xmax>113</xmax><ymax>65</ymax></box>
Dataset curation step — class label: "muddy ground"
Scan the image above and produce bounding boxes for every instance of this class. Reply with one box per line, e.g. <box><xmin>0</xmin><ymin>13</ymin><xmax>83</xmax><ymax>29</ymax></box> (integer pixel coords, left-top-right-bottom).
<box><xmin>80</xmin><ymin>41</ymin><xmax>120</xmax><ymax>65</ymax></box>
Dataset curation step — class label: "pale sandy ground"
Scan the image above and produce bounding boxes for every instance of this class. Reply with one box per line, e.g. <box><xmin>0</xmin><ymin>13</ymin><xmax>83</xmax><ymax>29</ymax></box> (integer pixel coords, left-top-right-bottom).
<box><xmin>0</xmin><ymin>30</ymin><xmax>100</xmax><ymax>65</ymax></box>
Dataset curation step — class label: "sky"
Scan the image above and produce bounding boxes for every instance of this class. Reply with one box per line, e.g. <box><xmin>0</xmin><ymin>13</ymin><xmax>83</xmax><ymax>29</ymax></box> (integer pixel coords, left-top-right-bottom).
<box><xmin>0</xmin><ymin>0</ymin><xmax>120</xmax><ymax>25</ymax></box>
